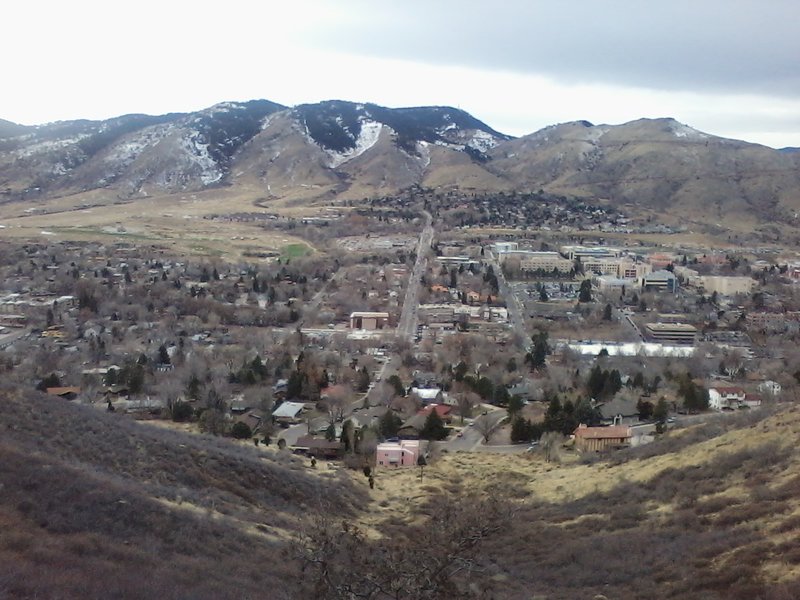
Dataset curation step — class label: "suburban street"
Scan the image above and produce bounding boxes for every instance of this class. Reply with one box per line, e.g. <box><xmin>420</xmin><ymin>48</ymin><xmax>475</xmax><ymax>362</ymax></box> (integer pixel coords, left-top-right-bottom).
<box><xmin>0</xmin><ymin>328</ymin><xmax>29</xmax><ymax>349</ymax></box>
<box><xmin>486</xmin><ymin>249</ymin><xmax>530</xmax><ymax>352</ymax></box>
<box><xmin>396</xmin><ymin>210</ymin><xmax>434</xmax><ymax>341</ymax></box>
<box><xmin>444</xmin><ymin>406</ymin><xmax>507</xmax><ymax>451</ymax></box>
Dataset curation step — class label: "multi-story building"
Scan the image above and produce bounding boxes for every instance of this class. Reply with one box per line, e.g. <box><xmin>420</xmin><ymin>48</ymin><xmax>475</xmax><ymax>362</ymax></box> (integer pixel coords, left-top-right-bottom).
<box><xmin>518</xmin><ymin>252</ymin><xmax>574</xmax><ymax>273</ymax></box>
<box><xmin>699</xmin><ymin>276</ymin><xmax>755</xmax><ymax>297</ymax></box>
<box><xmin>560</xmin><ymin>245</ymin><xmax>620</xmax><ymax>261</ymax></box>
<box><xmin>642</xmin><ymin>270</ymin><xmax>678</xmax><ymax>293</ymax></box>
<box><xmin>644</xmin><ymin>322</ymin><xmax>697</xmax><ymax>344</ymax></box>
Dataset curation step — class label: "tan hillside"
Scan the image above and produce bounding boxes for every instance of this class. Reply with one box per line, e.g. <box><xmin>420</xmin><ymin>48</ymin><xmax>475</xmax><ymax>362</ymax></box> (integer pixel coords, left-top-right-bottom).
<box><xmin>4</xmin><ymin>379</ymin><xmax>800</xmax><ymax>598</ymax></box>
<box><xmin>2</xmin><ymin>102</ymin><xmax>800</xmax><ymax>229</ymax></box>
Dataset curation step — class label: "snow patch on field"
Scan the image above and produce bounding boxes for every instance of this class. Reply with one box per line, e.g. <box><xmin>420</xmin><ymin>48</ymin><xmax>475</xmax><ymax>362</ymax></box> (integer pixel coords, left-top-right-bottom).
<box><xmin>326</xmin><ymin>120</ymin><xmax>383</xmax><ymax>168</ymax></box>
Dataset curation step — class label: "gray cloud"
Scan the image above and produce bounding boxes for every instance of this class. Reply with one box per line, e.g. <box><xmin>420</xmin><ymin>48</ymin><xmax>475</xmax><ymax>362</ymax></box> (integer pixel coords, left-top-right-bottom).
<box><xmin>313</xmin><ymin>0</ymin><xmax>800</xmax><ymax>97</ymax></box>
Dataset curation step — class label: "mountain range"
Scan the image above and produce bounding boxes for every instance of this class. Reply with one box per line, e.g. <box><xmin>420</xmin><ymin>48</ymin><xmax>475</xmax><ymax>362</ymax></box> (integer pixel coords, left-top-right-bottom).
<box><xmin>1</xmin><ymin>99</ymin><xmax>799</xmax><ymax>226</ymax></box>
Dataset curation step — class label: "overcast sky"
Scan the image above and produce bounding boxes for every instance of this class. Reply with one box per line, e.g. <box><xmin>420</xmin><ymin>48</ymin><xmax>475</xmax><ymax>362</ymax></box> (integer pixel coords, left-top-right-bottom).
<box><xmin>4</xmin><ymin>0</ymin><xmax>800</xmax><ymax>147</ymax></box>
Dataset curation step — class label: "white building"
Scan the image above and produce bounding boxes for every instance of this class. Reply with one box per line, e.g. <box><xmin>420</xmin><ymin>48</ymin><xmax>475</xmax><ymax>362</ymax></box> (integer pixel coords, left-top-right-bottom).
<box><xmin>708</xmin><ymin>386</ymin><xmax>746</xmax><ymax>410</ymax></box>
<box><xmin>757</xmin><ymin>380</ymin><xmax>782</xmax><ymax>397</ymax></box>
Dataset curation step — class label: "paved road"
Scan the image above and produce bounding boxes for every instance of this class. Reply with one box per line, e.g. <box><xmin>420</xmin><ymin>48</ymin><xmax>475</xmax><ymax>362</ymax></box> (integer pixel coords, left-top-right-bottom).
<box><xmin>445</xmin><ymin>407</ymin><xmax>507</xmax><ymax>451</ymax></box>
<box><xmin>0</xmin><ymin>328</ymin><xmax>29</xmax><ymax>349</ymax></box>
<box><xmin>615</xmin><ymin>307</ymin><xmax>645</xmax><ymax>341</ymax></box>
<box><xmin>397</xmin><ymin>210</ymin><xmax>433</xmax><ymax>342</ymax></box>
<box><xmin>300</xmin><ymin>268</ymin><xmax>344</xmax><ymax>326</ymax></box>
<box><xmin>485</xmin><ymin>250</ymin><xmax>530</xmax><ymax>352</ymax></box>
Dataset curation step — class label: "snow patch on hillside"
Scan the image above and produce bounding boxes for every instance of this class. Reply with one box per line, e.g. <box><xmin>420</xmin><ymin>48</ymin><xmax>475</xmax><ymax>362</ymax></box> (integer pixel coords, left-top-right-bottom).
<box><xmin>467</xmin><ymin>130</ymin><xmax>500</xmax><ymax>153</ymax></box>
<box><xmin>13</xmin><ymin>134</ymin><xmax>91</xmax><ymax>158</ymax></box>
<box><xmin>180</xmin><ymin>133</ymin><xmax>223</xmax><ymax>185</ymax></box>
<box><xmin>260</xmin><ymin>113</ymin><xmax>277</xmax><ymax>131</ymax></box>
<box><xmin>670</xmin><ymin>121</ymin><xmax>709</xmax><ymax>140</ymax></box>
<box><xmin>582</xmin><ymin>126</ymin><xmax>609</xmax><ymax>143</ymax></box>
<box><xmin>326</xmin><ymin>120</ymin><xmax>383</xmax><ymax>168</ymax></box>
<box><xmin>104</xmin><ymin>123</ymin><xmax>173</xmax><ymax>166</ymax></box>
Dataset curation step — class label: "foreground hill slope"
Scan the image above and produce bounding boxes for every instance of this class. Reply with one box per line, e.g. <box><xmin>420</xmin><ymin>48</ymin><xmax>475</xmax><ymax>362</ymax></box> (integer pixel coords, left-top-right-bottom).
<box><xmin>0</xmin><ymin>387</ymin><xmax>367</xmax><ymax>599</ymax></box>
<box><xmin>3</xmin><ymin>386</ymin><xmax>800</xmax><ymax>598</ymax></box>
<box><xmin>369</xmin><ymin>405</ymin><xmax>800</xmax><ymax>599</ymax></box>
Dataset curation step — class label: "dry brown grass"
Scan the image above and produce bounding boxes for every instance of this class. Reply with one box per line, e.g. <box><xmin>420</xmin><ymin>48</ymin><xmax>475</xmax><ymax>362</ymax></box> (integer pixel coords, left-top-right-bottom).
<box><xmin>0</xmin><ymin>185</ymin><xmax>326</xmax><ymax>259</ymax></box>
<box><xmin>353</xmin><ymin>405</ymin><xmax>800</xmax><ymax>598</ymax></box>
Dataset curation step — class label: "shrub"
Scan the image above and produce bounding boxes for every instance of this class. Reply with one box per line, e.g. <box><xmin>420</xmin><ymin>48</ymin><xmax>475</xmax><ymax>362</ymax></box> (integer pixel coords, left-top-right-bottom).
<box><xmin>230</xmin><ymin>422</ymin><xmax>253</xmax><ymax>440</ymax></box>
<box><xmin>170</xmin><ymin>400</ymin><xmax>194</xmax><ymax>422</ymax></box>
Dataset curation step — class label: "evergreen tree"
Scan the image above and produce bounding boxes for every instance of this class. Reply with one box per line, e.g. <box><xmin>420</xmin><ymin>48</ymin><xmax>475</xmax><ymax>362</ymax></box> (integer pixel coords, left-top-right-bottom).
<box><xmin>379</xmin><ymin>410</ymin><xmax>403</xmax><ymax>439</ymax></box>
<box><xmin>578</xmin><ymin>279</ymin><xmax>592</xmax><ymax>302</ymax></box>
<box><xmin>158</xmin><ymin>344</ymin><xmax>171</xmax><ymax>365</ymax></box>
<box><xmin>325</xmin><ymin>423</ymin><xmax>337</xmax><ymax>442</ymax></box>
<box><xmin>420</xmin><ymin>409</ymin><xmax>448</xmax><ymax>441</ymax></box>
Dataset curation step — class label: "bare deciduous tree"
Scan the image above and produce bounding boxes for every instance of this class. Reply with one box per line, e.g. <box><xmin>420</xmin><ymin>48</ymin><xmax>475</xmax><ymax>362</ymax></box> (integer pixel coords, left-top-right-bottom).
<box><xmin>291</xmin><ymin>492</ymin><xmax>514</xmax><ymax>599</ymax></box>
<box><xmin>473</xmin><ymin>413</ymin><xmax>502</xmax><ymax>444</ymax></box>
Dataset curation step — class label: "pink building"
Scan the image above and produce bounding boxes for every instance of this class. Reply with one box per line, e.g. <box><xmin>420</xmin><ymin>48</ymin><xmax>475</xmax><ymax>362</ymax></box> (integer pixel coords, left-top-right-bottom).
<box><xmin>375</xmin><ymin>440</ymin><xmax>421</xmax><ymax>468</ymax></box>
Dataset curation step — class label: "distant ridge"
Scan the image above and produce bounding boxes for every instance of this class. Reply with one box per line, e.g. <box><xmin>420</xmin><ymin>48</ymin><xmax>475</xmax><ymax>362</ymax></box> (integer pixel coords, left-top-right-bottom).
<box><xmin>1</xmin><ymin>99</ymin><xmax>799</xmax><ymax>226</ymax></box>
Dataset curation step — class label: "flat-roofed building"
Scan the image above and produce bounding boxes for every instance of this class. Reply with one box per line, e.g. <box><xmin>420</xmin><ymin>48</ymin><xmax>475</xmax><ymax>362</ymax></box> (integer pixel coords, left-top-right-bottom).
<box><xmin>594</xmin><ymin>275</ymin><xmax>628</xmax><ymax>294</ymax></box>
<box><xmin>560</xmin><ymin>246</ymin><xmax>620</xmax><ymax>261</ymax></box>
<box><xmin>419</xmin><ymin>304</ymin><xmax>455</xmax><ymax>324</ymax></box>
<box><xmin>699</xmin><ymin>276</ymin><xmax>755</xmax><ymax>297</ymax></box>
<box><xmin>582</xmin><ymin>258</ymin><xmax>623</xmax><ymax>276</ymax></box>
<box><xmin>491</xmin><ymin>242</ymin><xmax>518</xmax><ymax>255</ymax></box>
<box><xmin>519</xmin><ymin>252</ymin><xmax>573</xmax><ymax>273</ymax></box>
<box><xmin>349</xmin><ymin>311</ymin><xmax>390</xmax><ymax>330</ymax></box>
<box><xmin>619</xmin><ymin>260</ymin><xmax>652</xmax><ymax>279</ymax></box>
<box><xmin>644</xmin><ymin>322</ymin><xmax>697</xmax><ymax>344</ymax></box>
<box><xmin>642</xmin><ymin>270</ymin><xmax>678</xmax><ymax>293</ymax></box>
<box><xmin>376</xmin><ymin>439</ymin><xmax>421</xmax><ymax>468</ymax></box>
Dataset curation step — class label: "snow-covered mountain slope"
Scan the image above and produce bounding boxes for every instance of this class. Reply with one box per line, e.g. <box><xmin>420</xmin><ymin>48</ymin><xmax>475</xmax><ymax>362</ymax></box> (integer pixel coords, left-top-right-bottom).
<box><xmin>2</xmin><ymin>101</ymin><xmax>799</xmax><ymax>225</ymax></box>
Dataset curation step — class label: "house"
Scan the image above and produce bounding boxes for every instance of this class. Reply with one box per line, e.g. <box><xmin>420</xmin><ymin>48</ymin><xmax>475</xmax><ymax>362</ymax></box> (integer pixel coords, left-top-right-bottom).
<box><xmin>410</xmin><ymin>387</ymin><xmax>443</xmax><ymax>405</ymax></box>
<box><xmin>708</xmin><ymin>386</ymin><xmax>746</xmax><ymax>410</ymax></box>
<box><xmin>573</xmin><ymin>424</ymin><xmax>631</xmax><ymax>452</ymax></box>
<box><xmin>430</xmin><ymin>284</ymin><xmax>449</xmax><ymax>294</ymax></box>
<box><xmin>376</xmin><ymin>439</ymin><xmax>421</xmax><ymax>467</ymax></box>
<box><xmin>292</xmin><ymin>435</ymin><xmax>344</xmax><ymax>459</ymax></box>
<box><xmin>397</xmin><ymin>413</ymin><xmax>427</xmax><ymax>439</ymax></box>
<box><xmin>349</xmin><ymin>311</ymin><xmax>390</xmax><ymax>330</ymax></box>
<box><xmin>742</xmin><ymin>393</ymin><xmax>763</xmax><ymax>409</ymax></box>
<box><xmin>417</xmin><ymin>403</ymin><xmax>452</xmax><ymax>423</ymax></box>
<box><xmin>45</xmin><ymin>386</ymin><xmax>81</xmax><ymax>400</ymax></box>
<box><xmin>598</xmin><ymin>397</ymin><xmax>640</xmax><ymax>425</ymax></box>
<box><xmin>272</xmin><ymin>378</ymin><xmax>289</xmax><ymax>400</ymax></box>
<box><xmin>233</xmin><ymin>410</ymin><xmax>263</xmax><ymax>434</ymax></box>
<box><xmin>271</xmin><ymin>401</ymin><xmax>306</xmax><ymax>425</ymax></box>
<box><xmin>757</xmin><ymin>380</ymin><xmax>781</xmax><ymax>398</ymax></box>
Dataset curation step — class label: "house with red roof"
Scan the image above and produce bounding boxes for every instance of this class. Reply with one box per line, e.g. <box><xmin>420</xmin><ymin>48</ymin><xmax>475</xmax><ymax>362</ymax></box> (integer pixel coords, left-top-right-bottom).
<box><xmin>708</xmin><ymin>386</ymin><xmax>746</xmax><ymax>410</ymax></box>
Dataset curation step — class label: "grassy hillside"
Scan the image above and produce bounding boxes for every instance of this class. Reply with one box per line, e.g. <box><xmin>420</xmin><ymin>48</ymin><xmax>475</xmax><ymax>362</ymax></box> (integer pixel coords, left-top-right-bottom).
<box><xmin>0</xmin><ymin>387</ymin><xmax>367</xmax><ymax>599</ymax></box>
<box><xmin>367</xmin><ymin>406</ymin><xmax>800</xmax><ymax>599</ymax></box>
<box><xmin>4</xmin><ymin>385</ymin><xmax>800</xmax><ymax>599</ymax></box>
